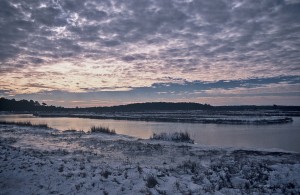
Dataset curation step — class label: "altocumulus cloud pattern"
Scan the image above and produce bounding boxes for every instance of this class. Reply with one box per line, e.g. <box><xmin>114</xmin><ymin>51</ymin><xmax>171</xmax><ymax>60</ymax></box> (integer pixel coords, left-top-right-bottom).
<box><xmin>0</xmin><ymin>0</ymin><xmax>299</xmax><ymax>106</ymax></box>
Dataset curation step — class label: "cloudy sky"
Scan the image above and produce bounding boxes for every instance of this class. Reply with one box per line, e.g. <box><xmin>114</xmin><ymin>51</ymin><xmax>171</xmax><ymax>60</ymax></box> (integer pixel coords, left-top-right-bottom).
<box><xmin>0</xmin><ymin>0</ymin><xmax>299</xmax><ymax>107</ymax></box>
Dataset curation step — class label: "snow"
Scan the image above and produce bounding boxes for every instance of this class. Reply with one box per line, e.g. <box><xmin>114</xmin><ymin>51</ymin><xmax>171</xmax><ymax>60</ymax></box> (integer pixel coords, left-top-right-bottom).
<box><xmin>0</xmin><ymin>124</ymin><xmax>300</xmax><ymax>194</ymax></box>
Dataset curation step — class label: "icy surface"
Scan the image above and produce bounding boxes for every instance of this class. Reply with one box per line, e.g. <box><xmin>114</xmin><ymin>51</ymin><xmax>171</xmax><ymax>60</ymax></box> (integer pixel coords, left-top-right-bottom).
<box><xmin>0</xmin><ymin>124</ymin><xmax>300</xmax><ymax>194</ymax></box>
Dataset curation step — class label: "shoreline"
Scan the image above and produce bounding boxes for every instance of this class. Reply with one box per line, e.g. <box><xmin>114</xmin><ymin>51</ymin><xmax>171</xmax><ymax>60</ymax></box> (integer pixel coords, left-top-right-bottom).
<box><xmin>1</xmin><ymin>124</ymin><xmax>300</xmax><ymax>194</ymax></box>
<box><xmin>32</xmin><ymin>112</ymin><xmax>294</xmax><ymax>125</ymax></box>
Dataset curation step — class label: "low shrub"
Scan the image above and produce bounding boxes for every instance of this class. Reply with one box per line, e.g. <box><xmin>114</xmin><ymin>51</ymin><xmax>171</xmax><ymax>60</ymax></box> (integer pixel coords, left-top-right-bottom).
<box><xmin>90</xmin><ymin>126</ymin><xmax>116</xmax><ymax>135</ymax></box>
<box><xmin>146</xmin><ymin>175</ymin><xmax>158</xmax><ymax>188</ymax></box>
<box><xmin>0</xmin><ymin>121</ymin><xmax>49</xmax><ymax>128</ymax></box>
<box><xmin>150</xmin><ymin>132</ymin><xmax>194</xmax><ymax>143</ymax></box>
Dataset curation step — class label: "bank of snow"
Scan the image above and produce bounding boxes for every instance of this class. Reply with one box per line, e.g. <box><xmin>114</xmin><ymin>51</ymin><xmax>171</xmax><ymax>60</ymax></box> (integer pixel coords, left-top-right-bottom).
<box><xmin>0</xmin><ymin>124</ymin><xmax>300</xmax><ymax>194</ymax></box>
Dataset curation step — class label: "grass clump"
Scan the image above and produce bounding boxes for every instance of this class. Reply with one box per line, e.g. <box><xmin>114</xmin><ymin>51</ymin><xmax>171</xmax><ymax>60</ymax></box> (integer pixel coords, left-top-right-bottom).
<box><xmin>0</xmin><ymin>121</ymin><xmax>49</xmax><ymax>128</ymax></box>
<box><xmin>90</xmin><ymin>126</ymin><xmax>116</xmax><ymax>135</ymax></box>
<box><xmin>146</xmin><ymin>175</ymin><xmax>158</xmax><ymax>188</ymax></box>
<box><xmin>150</xmin><ymin>132</ymin><xmax>194</xmax><ymax>143</ymax></box>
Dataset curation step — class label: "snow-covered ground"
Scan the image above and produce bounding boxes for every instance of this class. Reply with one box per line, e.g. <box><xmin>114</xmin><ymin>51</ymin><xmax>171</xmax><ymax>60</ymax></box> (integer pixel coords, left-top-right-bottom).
<box><xmin>0</xmin><ymin>124</ymin><xmax>300</xmax><ymax>194</ymax></box>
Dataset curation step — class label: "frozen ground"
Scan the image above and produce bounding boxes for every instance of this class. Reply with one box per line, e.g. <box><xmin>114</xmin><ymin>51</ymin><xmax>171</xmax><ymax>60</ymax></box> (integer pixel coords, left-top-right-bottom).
<box><xmin>0</xmin><ymin>124</ymin><xmax>300</xmax><ymax>194</ymax></box>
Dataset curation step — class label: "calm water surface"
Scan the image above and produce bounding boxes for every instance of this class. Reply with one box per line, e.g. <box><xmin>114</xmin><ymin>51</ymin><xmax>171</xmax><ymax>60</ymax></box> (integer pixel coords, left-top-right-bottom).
<box><xmin>1</xmin><ymin>114</ymin><xmax>300</xmax><ymax>152</ymax></box>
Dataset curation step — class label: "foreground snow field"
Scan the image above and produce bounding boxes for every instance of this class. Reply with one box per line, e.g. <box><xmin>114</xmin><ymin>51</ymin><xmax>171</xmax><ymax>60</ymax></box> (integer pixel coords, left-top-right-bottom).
<box><xmin>0</xmin><ymin>124</ymin><xmax>300</xmax><ymax>194</ymax></box>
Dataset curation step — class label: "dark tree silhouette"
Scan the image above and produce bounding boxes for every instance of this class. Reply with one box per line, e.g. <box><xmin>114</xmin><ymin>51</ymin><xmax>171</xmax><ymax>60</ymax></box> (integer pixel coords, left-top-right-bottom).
<box><xmin>0</xmin><ymin>98</ymin><xmax>64</xmax><ymax>112</ymax></box>
<box><xmin>0</xmin><ymin>97</ymin><xmax>299</xmax><ymax>112</ymax></box>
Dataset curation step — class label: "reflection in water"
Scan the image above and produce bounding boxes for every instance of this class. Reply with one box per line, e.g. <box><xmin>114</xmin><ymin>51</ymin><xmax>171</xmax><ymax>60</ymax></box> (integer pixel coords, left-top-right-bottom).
<box><xmin>0</xmin><ymin>114</ymin><xmax>300</xmax><ymax>152</ymax></box>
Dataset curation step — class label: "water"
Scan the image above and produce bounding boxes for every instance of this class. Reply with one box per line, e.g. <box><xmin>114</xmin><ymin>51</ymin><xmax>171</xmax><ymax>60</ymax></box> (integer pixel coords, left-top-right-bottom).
<box><xmin>1</xmin><ymin>114</ymin><xmax>300</xmax><ymax>152</ymax></box>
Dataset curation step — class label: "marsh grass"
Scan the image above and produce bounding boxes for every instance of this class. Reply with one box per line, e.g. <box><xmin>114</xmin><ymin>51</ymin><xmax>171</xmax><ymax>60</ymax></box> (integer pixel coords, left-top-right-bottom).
<box><xmin>90</xmin><ymin>126</ymin><xmax>116</xmax><ymax>135</ymax></box>
<box><xmin>146</xmin><ymin>175</ymin><xmax>158</xmax><ymax>188</ymax></box>
<box><xmin>0</xmin><ymin>121</ymin><xmax>49</xmax><ymax>128</ymax></box>
<box><xmin>150</xmin><ymin>132</ymin><xmax>194</xmax><ymax>143</ymax></box>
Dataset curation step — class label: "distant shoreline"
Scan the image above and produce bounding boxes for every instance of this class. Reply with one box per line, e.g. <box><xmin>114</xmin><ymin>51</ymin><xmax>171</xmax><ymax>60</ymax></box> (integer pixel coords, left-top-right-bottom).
<box><xmin>31</xmin><ymin>111</ymin><xmax>294</xmax><ymax>125</ymax></box>
<box><xmin>1</xmin><ymin>97</ymin><xmax>300</xmax><ymax>113</ymax></box>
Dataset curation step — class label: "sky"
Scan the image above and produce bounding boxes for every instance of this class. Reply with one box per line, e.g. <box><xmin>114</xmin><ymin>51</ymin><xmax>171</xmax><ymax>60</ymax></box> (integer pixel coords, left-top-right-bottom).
<box><xmin>0</xmin><ymin>0</ymin><xmax>300</xmax><ymax>107</ymax></box>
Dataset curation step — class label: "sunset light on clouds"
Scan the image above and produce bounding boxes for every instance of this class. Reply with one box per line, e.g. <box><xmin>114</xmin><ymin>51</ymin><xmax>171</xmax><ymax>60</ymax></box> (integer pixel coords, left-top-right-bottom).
<box><xmin>0</xmin><ymin>0</ymin><xmax>299</xmax><ymax>107</ymax></box>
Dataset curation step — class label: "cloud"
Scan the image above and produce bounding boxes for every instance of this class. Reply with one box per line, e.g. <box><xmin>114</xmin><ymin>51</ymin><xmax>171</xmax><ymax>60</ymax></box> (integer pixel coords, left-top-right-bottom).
<box><xmin>135</xmin><ymin>75</ymin><xmax>300</xmax><ymax>94</ymax></box>
<box><xmin>0</xmin><ymin>0</ymin><xmax>299</xmax><ymax>104</ymax></box>
<box><xmin>5</xmin><ymin>75</ymin><xmax>300</xmax><ymax>107</ymax></box>
<box><xmin>0</xmin><ymin>89</ymin><xmax>13</xmax><ymax>96</ymax></box>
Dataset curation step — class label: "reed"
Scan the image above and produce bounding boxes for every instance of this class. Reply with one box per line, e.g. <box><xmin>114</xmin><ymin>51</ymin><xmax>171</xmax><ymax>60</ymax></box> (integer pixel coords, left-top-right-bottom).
<box><xmin>90</xmin><ymin>126</ymin><xmax>116</xmax><ymax>135</ymax></box>
<box><xmin>150</xmin><ymin>131</ymin><xmax>194</xmax><ymax>143</ymax></box>
<box><xmin>0</xmin><ymin>121</ymin><xmax>49</xmax><ymax>128</ymax></box>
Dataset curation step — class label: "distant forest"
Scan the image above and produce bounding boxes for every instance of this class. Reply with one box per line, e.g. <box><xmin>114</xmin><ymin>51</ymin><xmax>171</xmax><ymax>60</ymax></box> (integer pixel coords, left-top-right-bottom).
<box><xmin>0</xmin><ymin>98</ymin><xmax>64</xmax><ymax>112</ymax></box>
<box><xmin>0</xmin><ymin>97</ymin><xmax>299</xmax><ymax>112</ymax></box>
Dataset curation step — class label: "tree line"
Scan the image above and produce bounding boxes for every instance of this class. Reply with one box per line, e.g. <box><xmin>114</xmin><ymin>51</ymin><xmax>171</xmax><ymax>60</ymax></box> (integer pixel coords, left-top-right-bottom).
<box><xmin>0</xmin><ymin>98</ymin><xmax>64</xmax><ymax>112</ymax></box>
<box><xmin>0</xmin><ymin>97</ymin><xmax>299</xmax><ymax>112</ymax></box>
